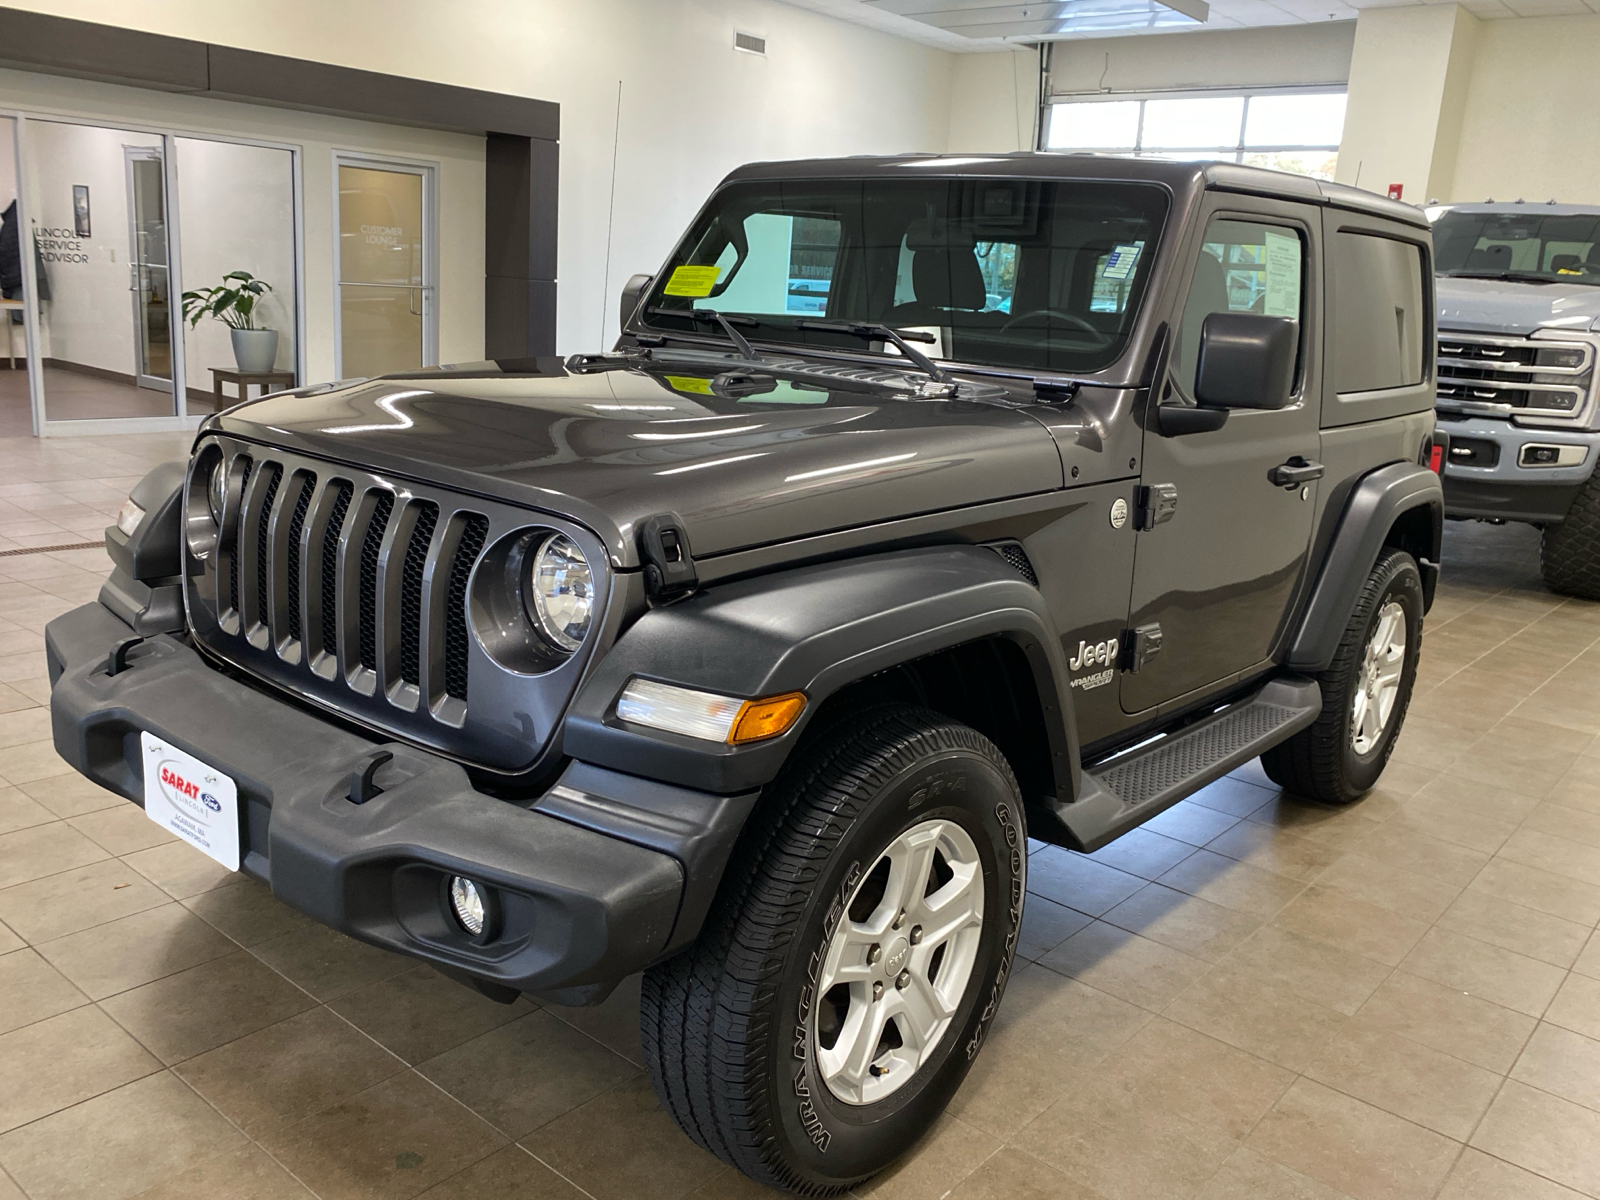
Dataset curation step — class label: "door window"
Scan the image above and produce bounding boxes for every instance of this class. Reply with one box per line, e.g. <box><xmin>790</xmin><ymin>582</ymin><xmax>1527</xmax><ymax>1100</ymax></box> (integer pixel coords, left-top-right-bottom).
<box><xmin>1330</xmin><ymin>232</ymin><xmax>1425</xmax><ymax>394</ymax></box>
<box><xmin>1173</xmin><ymin>218</ymin><xmax>1304</xmax><ymax>397</ymax></box>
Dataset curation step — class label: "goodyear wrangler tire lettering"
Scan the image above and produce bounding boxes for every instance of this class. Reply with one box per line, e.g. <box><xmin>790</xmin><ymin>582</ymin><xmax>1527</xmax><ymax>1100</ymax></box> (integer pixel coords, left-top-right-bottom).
<box><xmin>641</xmin><ymin>705</ymin><xmax>1026</xmax><ymax>1194</ymax></box>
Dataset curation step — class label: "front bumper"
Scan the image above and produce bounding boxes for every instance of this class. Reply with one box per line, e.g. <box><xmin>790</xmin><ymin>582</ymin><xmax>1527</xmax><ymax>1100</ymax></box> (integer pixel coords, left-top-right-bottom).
<box><xmin>1438</xmin><ymin>416</ymin><xmax>1600</xmax><ymax>523</ymax></box>
<box><xmin>46</xmin><ymin>601</ymin><xmax>755</xmax><ymax>1004</ymax></box>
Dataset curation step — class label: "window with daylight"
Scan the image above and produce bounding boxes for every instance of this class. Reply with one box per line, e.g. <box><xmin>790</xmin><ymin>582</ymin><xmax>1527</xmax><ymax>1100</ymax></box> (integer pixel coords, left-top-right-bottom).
<box><xmin>1044</xmin><ymin>90</ymin><xmax>1346</xmax><ymax>181</ymax></box>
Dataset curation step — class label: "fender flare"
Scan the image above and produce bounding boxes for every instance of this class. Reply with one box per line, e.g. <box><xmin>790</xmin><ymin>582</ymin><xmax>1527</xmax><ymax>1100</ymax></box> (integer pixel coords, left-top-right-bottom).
<box><xmin>1286</xmin><ymin>461</ymin><xmax>1443</xmax><ymax>673</ymax></box>
<box><xmin>563</xmin><ymin>545</ymin><xmax>1081</xmax><ymax>798</ymax></box>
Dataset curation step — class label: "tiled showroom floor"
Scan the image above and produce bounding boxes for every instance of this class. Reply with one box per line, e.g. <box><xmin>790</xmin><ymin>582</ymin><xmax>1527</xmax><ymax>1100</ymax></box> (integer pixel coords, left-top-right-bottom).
<box><xmin>0</xmin><ymin>434</ymin><xmax>1597</xmax><ymax>1199</ymax></box>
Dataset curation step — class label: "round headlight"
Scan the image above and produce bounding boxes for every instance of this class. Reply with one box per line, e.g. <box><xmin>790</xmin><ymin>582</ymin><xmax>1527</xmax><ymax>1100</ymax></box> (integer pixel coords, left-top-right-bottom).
<box><xmin>527</xmin><ymin>534</ymin><xmax>593</xmax><ymax>652</ymax></box>
<box><xmin>207</xmin><ymin>460</ymin><xmax>227</xmax><ymax>525</ymax></box>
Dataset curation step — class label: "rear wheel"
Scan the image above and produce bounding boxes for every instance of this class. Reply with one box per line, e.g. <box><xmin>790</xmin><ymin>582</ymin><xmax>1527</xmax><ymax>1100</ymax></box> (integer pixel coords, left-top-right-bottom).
<box><xmin>640</xmin><ymin>705</ymin><xmax>1025</xmax><ymax>1194</ymax></box>
<box><xmin>1541</xmin><ymin>475</ymin><xmax>1600</xmax><ymax>600</ymax></box>
<box><xmin>1262</xmin><ymin>547</ymin><xmax>1423</xmax><ymax>804</ymax></box>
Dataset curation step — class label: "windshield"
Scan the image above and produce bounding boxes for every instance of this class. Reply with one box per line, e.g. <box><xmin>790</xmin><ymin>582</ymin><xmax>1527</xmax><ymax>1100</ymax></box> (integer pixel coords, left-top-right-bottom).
<box><xmin>1434</xmin><ymin>210</ymin><xmax>1600</xmax><ymax>286</ymax></box>
<box><xmin>640</xmin><ymin>178</ymin><xmax>1170</xmax><ymax>374</ymax></box>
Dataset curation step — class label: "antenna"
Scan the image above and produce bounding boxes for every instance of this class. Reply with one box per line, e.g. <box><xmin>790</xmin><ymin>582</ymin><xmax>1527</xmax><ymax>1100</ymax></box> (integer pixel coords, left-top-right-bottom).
<box><xmin>600</xmin><ymin>79</ymin><xmax>623</xmax><ymax>349</ymax></box>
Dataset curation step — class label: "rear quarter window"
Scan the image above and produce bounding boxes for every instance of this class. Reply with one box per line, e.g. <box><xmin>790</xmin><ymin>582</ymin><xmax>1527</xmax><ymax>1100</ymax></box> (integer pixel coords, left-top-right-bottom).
<box><xmin>1331</xmin><ymin>232</ymin><xmax>1426</xmax><ymax>393</ymax></box>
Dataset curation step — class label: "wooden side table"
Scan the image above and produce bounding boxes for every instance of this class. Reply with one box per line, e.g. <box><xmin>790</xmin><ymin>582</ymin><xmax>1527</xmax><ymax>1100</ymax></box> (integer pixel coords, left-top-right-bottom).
<box><xmin>211</xmin><ymin>367</ymin><xmax>297</xmax><ymax>408</ymax></box>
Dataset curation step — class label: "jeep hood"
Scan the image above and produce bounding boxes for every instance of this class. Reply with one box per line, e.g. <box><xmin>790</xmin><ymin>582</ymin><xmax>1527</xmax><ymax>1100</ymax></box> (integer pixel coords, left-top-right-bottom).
<box><xmin>211</xmin><ymin>361</ymin><xmax>1064</xmax><ymax>567</ymax></box>
<box><xmin>1437</xmin><ymin>275</ymin><xmax>1600</xmax><ymax>336</ymax></box>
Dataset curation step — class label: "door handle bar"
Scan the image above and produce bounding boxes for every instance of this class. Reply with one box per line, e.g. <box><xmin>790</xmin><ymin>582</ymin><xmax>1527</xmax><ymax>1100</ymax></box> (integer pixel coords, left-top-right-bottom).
<box><xmin>1269</xmin><ymin>458</ymin><xmax>1324</xmax><ymax>489</ymax></box>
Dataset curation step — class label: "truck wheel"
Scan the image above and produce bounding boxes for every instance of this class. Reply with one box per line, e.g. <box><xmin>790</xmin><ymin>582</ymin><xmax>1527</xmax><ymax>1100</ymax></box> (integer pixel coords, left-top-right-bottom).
<box><xmin>640</xmin><ymin>705</ymin><xmax>1025</xmax><ymax>1194</ymax></box>
<box><xmin>1541</xmin><ymin>475</ymin><xmax>1600</xmax><ymax>600</ymax></box>
<box><xmin>1262</xmin><ymin>548</ymin><xmax>1423</xmax><ymax>805</ymax></box>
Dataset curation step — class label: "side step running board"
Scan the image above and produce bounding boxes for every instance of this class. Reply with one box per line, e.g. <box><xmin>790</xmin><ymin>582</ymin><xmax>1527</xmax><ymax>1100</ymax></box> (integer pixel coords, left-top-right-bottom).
<box><xmin>1040</xmin><ymin>676</ymin><xmax>1321</xmax><ymax>853</ymax></box>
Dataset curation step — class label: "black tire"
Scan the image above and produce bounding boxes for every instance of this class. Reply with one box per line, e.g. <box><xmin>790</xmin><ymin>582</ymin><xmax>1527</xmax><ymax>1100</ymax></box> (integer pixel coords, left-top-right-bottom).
<box><xmin>640</xmin><ymin>705</ymin><xmax>1025</xmax><ymax>1195</ymax></box>
<box><xmin>1541</xmin><ymin>474</ymin><xmax>1600</xmax><ymax>600</ymax></box>
<box><xmin>1262</xmin><ymin>548</ymin><xmax>1423</xmax><ymax>804</ymax></box>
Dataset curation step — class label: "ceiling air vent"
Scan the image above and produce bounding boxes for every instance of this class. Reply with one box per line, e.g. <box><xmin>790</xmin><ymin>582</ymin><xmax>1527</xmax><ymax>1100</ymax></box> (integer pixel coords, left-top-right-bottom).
<box><xmin>734</xmin><ymin>31</ymin><xmax>766</xmax><ymax>55</ymax></box>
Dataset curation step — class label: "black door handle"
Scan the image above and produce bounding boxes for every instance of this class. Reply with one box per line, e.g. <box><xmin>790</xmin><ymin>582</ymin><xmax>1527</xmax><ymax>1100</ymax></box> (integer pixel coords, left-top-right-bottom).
<box><xmin>1269</xmin><ymin>457</ymin><xmax>1324</xmax><ymax>489</ymax></box>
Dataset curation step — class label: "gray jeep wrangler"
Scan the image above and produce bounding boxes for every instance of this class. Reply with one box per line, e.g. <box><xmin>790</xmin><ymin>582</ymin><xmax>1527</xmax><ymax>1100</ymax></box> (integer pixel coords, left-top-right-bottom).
<box><xmin>47</xmin><ymin>155</ymin><xmax>1442</xmax><ymax>1194</ymax></box>
<box><xmin>1430</xmin><ymin>202</ymin><xmax>1600</xmax><ymax>598</ymax></box>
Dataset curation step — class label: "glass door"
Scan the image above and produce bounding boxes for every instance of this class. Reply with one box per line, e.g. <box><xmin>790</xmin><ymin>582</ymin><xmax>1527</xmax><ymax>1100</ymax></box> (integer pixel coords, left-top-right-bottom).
<box><xmin>126</xmin><ymin>147</ymin><xmax>171</xmax><ymax>391</ymax></box>
<box><xmin>336</xmin><ymin>158</ymin><xmax>433</xmax><ymax>378</ymax></box>
<box><xmin>21</xmin><ymin>119</ymin><xmax>181</xmax><ymax>424</ymax></box>
<box><xmin>173</xmin><ymin>136</ymin><xmax>298</xmax><ymax>415</ymax></box>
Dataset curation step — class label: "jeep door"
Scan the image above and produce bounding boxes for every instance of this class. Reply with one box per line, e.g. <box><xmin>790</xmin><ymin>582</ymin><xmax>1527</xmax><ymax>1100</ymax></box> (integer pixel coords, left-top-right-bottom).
<box><xmin>1120</xmin><ymin>197</ymin><xmax>1324</xmax><ymax>715</ymax></box>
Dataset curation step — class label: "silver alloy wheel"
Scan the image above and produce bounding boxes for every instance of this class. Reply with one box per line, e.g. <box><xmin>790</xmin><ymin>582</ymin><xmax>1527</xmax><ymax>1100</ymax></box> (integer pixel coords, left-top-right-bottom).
<box><xmin>1352</xmin><ymin>599</ymin><xmax>1407</xmax><ymax>755</ymax></box>
<box><xmin>812</xmin><ymin>818</ymin><xmax>986</xmax><ymax>1106</ymax></box>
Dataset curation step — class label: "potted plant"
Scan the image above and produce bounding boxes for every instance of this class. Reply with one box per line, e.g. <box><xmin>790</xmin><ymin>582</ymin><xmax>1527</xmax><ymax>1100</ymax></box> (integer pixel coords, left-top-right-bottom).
<box><xmin>181</xmin><ymin>270</ymin><xmax>278</xmax><ymax>373</ymax></box>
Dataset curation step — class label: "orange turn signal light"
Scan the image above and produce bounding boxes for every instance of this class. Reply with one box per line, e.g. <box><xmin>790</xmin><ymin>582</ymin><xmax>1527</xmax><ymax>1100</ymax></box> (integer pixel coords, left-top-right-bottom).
<box><xmin>728</xmin><ymin>692</ymin><xmax>807</xmax><ymax>745</ymax></box>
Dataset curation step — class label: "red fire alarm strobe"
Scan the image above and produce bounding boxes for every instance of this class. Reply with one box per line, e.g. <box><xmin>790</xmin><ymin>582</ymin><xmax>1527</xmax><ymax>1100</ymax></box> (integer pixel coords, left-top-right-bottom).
<box><xmin>1387</xmin><ymin>183</ymin><xmax>1404</xmax><ymax>200</ymax></box>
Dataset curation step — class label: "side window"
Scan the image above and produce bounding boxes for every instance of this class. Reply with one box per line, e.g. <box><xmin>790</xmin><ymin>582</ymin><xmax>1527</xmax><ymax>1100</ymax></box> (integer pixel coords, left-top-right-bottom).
<box><xmin>1173</xmin><ymin>218</ymin><xmax>1304</xmax><ymax>396</ymax></box>
<box><xmin>1331</xmin><ymin>232</ymin><xmax>1425</xmax><ymax>393</ymax></box>
<box><xmin>695</xmin><ymin>212</ymin><xmax>842</xmax><ymax>316</ymax></box>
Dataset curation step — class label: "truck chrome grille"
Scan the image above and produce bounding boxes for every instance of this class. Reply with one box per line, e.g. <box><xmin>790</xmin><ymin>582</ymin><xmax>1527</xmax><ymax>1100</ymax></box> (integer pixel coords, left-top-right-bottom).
<box><xmin>183</xmin><ymin>436</ymin><xmax>607</xmax><ymax>771</ymax></box>
<box><xmin>1436</xmin><ymin>331</ymin><xmax>1593</xmax><ymax>421</ymax></box>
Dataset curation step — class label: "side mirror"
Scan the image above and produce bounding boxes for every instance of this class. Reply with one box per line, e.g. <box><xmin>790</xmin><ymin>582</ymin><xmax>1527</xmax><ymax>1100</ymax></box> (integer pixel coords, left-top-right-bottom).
<box><xmin>1193</xmin><ymin>312</ymin><xmax>1297</xmax><ymax>411</ymax></box>
<box><xmin>619</xmin><ymin>273</ymin><xmax>653</xmax><ymax>332</ymax></box>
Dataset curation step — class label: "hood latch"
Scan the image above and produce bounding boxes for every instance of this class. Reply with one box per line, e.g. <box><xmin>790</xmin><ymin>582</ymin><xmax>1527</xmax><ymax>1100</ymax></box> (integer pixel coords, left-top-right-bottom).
<box><xmin>639</xmin><ymin>513</ymin><xmax>698</xmax><ymax>603</ymax></box>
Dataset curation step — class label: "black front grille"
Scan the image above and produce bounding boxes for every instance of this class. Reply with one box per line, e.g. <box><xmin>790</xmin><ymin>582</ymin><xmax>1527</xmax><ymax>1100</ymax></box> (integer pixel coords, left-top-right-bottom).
<box><xmin>253</xmin><ymin>467</ymin><xmax>282</xmax><ymax>629</ymax></box>
<box><xmin>284</xmin><ymin>474</ymin><xmax>316</xmax><ymax>642</ymax></box>
<box><xmin>198</xmin><ymin>449</ymin><xmax>497</xmax><ymax>722</ymax></box>
<box><xmin>1437</xmin><ymin>332</ymin><xmax>1590</xmax><ymax>416</ymax></box>
<box><xmin>228</xmin><ymin>457</ymin><xmax>252</xmax><ymax>615</ymax></box>
<box><xmin>319</xmin><ymin>483</ymin><xmax>353</xmax><ymax>657</ymax></box>
<box><xmin>357</xmin><ymin>492</ymin><xmax>394</xmax><ymax>672</ymax></box>
<box><xmin>445</xmin><ymin>515</ymin><xmax>488</xmax><ymax>701</ymax></box>
<box><xmin>398</xmin><ymin>503</ymin><xmax>439</xmax><ymax>686</ymax></box>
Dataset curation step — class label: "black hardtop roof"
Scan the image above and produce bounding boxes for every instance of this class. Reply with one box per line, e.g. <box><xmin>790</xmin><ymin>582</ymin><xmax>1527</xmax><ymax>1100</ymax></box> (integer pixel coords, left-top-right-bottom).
<box><xmin>721</xmin><ymin>152</ymin><xmax>1429</xmax><ymax>231</ymax></box>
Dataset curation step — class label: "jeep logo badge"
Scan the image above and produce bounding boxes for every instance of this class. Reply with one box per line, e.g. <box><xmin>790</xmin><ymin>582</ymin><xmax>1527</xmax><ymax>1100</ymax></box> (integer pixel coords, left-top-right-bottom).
<box><xmin>1110</xmin><ymin>498</ymin><xmax>1128</xmax><ymax>528</ymax></box>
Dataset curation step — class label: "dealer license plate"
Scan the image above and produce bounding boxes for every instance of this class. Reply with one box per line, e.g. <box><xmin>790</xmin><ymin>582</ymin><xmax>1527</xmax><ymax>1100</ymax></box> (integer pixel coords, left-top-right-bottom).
<box><xmin>140</xmin><ymin>733</ymin><xmax>240</xmax><ymax>871</ymax></box>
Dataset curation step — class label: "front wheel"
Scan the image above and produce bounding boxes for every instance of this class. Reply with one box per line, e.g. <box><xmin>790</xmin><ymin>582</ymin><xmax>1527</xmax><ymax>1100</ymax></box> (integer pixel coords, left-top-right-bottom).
<box><xmin>641</xmin><ymin>706</ymin><xmax>1025</xmax><ymax>1195</ymax></box>
<box><xmin>1541</xmin><ymin>473</ymin><xmax>1600</xmax><ymax>600</ymax></box>
<box><xmin>1262</xmin><ymin>547</ymin><xmax>1423</xmax><ymax>804</ymax></box>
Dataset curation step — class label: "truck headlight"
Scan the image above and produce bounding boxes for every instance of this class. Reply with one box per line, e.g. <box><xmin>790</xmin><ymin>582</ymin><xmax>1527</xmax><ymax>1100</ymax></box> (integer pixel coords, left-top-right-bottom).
<box><xmin>207</xmin><ymin>460</ymin><xmax>227</xmax><ymax>525</ymax></box>
<box><xmin>115</xmin><ymin>497</ymin><xmax>146</xmax><ymax>537</ymax></box>
<box><xmin>525</xmin><ymin>533</ymin><xmax>593</xmax><ymax>651</ymax></box>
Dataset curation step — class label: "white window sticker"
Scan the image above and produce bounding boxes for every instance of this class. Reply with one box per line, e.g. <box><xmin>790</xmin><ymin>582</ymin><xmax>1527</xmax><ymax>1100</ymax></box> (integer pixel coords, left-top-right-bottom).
<box><xmin>141</xmin><ymin>733</ymin><xmax>240</xmax><ymax>871</ymax></box>
<box><xmin>1101</xmin><ymin>242</ymin><xmax>1143</xmax><ymax>282</ymax></box>
<box><xmin>1262</xmin><ymin>228</ymin><xmax>1302</xmax><ymax>318</ymax></box>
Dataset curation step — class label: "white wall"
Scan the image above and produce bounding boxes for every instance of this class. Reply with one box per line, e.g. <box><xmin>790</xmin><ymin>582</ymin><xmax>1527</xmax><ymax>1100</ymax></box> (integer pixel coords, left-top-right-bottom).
<box><xmin>1046</xmin><ymin>23</ymin><xmax>1354</xmax><ymax>95</ymax></box>
<box><xmin>1448</xmin><ymin>14</ymin><xmax>1600</xmax><ymax>204</ymax></box>
<box><xmin>0</xmin><ymin>66</ymin><xmax>486</xmax><ymax>388</ymax></box>
<box><xmin>0</xmin><ymin>0</ymin><xmax>957</xmax><ymax>360</ymax></box>
<box><xmin>948</xmin><ymin>48</ymin><xmax>1040</xmax><ymax>152</ymax></box>
<box><xmin>1336</xmin><ymin>5</ymin><xmax>1477</xmax><ymax>203</ymax></box>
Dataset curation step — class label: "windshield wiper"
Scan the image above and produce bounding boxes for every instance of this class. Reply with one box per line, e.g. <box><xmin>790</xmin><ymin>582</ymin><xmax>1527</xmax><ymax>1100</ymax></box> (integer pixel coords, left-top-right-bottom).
<box><xmin>796</xmin><ymin>320</ymin><xmax>949</xmax><ymax>384</ymax></box>
<box><xmin>1444</xmin><ymin>271</ymin><xmax>1557</xmax><ymax>285</ymax></box>
<box><xmin>646</xmin><ymin>307</ymin><xmax>760</xmax><ymax>360</ymax></box>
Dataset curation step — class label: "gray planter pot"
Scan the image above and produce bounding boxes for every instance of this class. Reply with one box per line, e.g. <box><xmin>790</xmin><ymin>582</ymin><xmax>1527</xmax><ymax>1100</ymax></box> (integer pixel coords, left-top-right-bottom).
<box><xmin>230</xmin><ymin>328</ymin><xmax>279</xmax><ymax>373</ymax></box>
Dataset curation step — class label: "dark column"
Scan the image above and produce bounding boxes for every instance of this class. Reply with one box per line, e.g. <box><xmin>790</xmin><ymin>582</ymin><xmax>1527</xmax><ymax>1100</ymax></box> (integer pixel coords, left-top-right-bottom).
<box><xmin>485</xmin><ymin>133</ymin><xmax>559</xmax><ymax>358</ymax></box>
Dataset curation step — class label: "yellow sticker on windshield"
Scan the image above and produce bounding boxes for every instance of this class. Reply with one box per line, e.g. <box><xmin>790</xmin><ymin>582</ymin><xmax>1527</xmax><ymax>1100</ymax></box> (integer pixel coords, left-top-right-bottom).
<box><xmin>664</xmin><ymin>375</ymin><xmax>714</xmax><ymax>395</ymax></box>
<box><xmin>663</xmin><ymin>265</ymin><xmax>721</xmax><ymax>297</ymax></box>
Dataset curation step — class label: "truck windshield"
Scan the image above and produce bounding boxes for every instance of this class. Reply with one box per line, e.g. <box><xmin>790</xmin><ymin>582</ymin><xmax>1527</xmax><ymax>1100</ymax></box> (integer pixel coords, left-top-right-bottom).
<box><xmin>641</xmin><ymin>178</ymin><xmax>1169</xmax><ymax>374</ymax></box>
<box><xmin>1434</xmin><ymin>210</ymin><xmax>1600</xmax><ymax>286</ymax></box>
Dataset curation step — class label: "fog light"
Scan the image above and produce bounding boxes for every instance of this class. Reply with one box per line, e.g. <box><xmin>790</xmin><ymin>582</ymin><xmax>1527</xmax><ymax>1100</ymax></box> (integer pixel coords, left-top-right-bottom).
<box><xmin>449</xmin><ymin>876</ymin><xmax>487</xmax><ymax>937</ymax></box>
